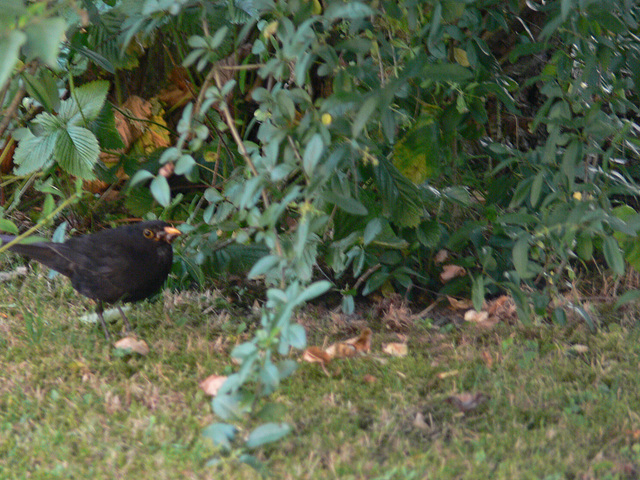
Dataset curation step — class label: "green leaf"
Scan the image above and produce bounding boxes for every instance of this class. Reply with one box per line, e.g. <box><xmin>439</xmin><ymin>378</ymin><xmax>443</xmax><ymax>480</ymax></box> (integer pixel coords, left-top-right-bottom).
<box><xmin>325</xmin><ymin>2</ymin><xmax>374</xmax><ymax>20</ymax></box>
<box><xmin>393</xmin><ymin>115</ymin><xmax>442</xmax><ymax>183</ymax></box>
<box><xmin>302</xmin><ymin>134</ymin><xmax>323</xmax><ymax>176</ymax></box>
<box><xmin>323</xmin><ymin>192</ymin><xmax>368</xmax><ymax>216</ymax></box>
<box><xmin>576</xmin><ymin>234</ymin><xmax>593</xmax><ymax>261</ymax></box>
<box><xmin>0</xmin><ymin>30</ymin><xmax>26</xmax><ymax>92</ymax></box>
<box><xmin>277</xmin><ymin>359</ymin><xmax>298</xmax><ymax>380</ymax></box>
<box><xmin>602</xmin><ymin>236</ymin><xmax>625</xmax><ymax>275</ymax></box>
<box><xmin>55</xmin><ymin>126</ymin><xmax>100</xmax><ymax>179</ymax></box>
<box><xmin>363</xmin><ymin>218</ymin><xmax>382</xmax><ymax>246</ymax></box>
<box><xmin>91</xmin><ymin>103</ymin><xmax>125</xmax><ymax>150</ymax></box>
<box><xmin>71</xmin><ymin>80</ymin><xmax>110</xmax><ymax>123</ymax></box>
<box><xmin>422</xmin><ymin>63</ymin><xmax>473</xmax><ymax>82</ymax></box>
<box><xmin>259</xmin><ymin>361</ymin><xmax>280</xmax><ymax>394</ymax></box>
<box><xmin>560</xmin><ymin>0</ymin><xmax>573</xmax><ymax>21</ymax></box>
<box><xmin>22</xmin><ymin>71</ymin><xmax>60</xmax><ymax>113</ymax></box>
<box><xmin>245</xmin><ymin>423</ymin><xmax>292</xmax><ymax>449</ymax></box>
<box><xmin>202</xmin><ymin>423</ymin><xmax>237</xmax><ymax>450</ymax></box>
<box><xmin>13</xmin><ymin>130</ymin><xmax>57</xmax><ymax>175</ymax></box>
<box><xmin>0</xmin><ymin>218</ymin><xmax>18</xmax><ymax>235</ymax></box>
<box><xmin>248</xmin><ymin>255</ymin><xmax>280</xmax><ymax>279</ymax></box>
<box><xmin>212</xmin><ymin>392</ymin><xmax>244</xmax><ymax>421</ymax></box>
<box><xmin>352</xmin><ymin>96</ymin><xmax>378</xmax><ymax>138</ymax></box>
<box><xmin>512</xmin><ymin>237</ymin><xmax>532</xmax><ymax>279</ymax></box>
<box><xmin>128</xmin><ymin>169</ymin><xmax>154</xmax><ymax>188</ymax></box>
<box><xmin>614</xmin><ymin>290</ymin><xmax>640</xmax><ymax>310</ymax></box>
<box><xmin>530</xmin><ymin>170</ymin><xmax>544</xmax><ymax>207</ymax></box>
<box><xmin>472</xmin><ymin>275</ymin><xmax>484</xmax><ymax>312</ymax></box>
<box><xmin>150</xmin><ymin>175</ymin><xmax>171</xmax><ymax>207</ymax></box>
<box><xmin>23</xmin><ymin>17</ymin><xmax>66</xmax><ymax>67</ymax></box>
<box><xmin>174</xmin><ymin>155</ymin><xmax>196</xmax><ymax>175</ymax></box>
<box><xmin>296</xmin><ymin>280</ymin><xmax>332</xmax><ymax>304</ymax></box>
<box><xmin>210</xmin><ymin>26</ymin><xmax>228</xmax><ymax>49</ymax></box>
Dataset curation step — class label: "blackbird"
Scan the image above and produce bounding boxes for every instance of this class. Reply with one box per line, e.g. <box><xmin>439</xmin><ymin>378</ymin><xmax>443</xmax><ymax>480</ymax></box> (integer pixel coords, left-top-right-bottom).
<box><xmin>0</xmin><ymin>220</ymin><xmax>181</xmax><ymax>339</ymax></box>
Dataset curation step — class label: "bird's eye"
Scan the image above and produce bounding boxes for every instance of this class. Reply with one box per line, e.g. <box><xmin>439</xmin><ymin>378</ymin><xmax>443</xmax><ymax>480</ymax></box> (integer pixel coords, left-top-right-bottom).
<box><xmin>143</xmin><ymin>228</ymin><xmax>154</xmax><ymax>239</ymax></box>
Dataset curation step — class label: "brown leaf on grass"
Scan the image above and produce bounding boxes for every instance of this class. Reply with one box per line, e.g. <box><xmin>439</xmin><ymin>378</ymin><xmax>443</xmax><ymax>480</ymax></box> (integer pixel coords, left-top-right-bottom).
<box><xmin>440</xmin><ymin>264</ymin><xmax>466</xmax><ymax>283</ymax></box>
<box><xmin>114</xmin><ymin>337</ymin><xmax>149</xmax><ymax>355</ymax></box>
<box><xmin>437</xmin><ymin>370</ymin><xmax>459</xmax><ymax>379</ymax></box>
<box><xmin>199</xmin><ymin>374</ymin><xmax>227</xmax><ymax>396</ymax></box>
<box><xmin>480</xmin><ymin>351</ymin><xmax>494</xmax><ymax>368</ymax></box>
<box><xmin>445</xmin><ymin>392</ymin><xmax>489</xmax><ymax>412</ymax></box>
<box><xmin>446</xmin><ymin>296</ymin><xmax>473</xmax><ymax>310</ymax></box>
<box><xmin>434</xmin><ymin>249</ymin><xmax>449</xmax><ymax>264</ymax></box>
<box><xmin>464</xmin><ymin>309</ymin><xmax>489</xmax><ymax>323</ymax></box>
<box><xmin>413</xmin><ymin>412</ymin><xmax>429</xmax><ymax>430</ymax></box>
<box><xmin>302</xmin><ymin>346</ymin><xmax>333</xmax><ymax>365</ymax></box>
<box><xmin>345</xmin><ymin>327</ymin><xmax>372</xmax><ymax>353</ymax></box>
<box><xmin>382</xmin><ymin>342</ymin><xmax>408</xmax><ymax>357</ymax></box>
<box><xmin>325</xmin><ymin>342</ymin><xmax>357</xmax><ymax>358</ymax></box>
<box><xmin>362</xmin><ymin>374</ymin><xmax>377</xmax><ymax>384</ymax></box>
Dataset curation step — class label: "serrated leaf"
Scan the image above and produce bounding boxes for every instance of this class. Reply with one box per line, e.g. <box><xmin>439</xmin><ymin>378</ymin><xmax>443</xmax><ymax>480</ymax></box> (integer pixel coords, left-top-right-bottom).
<box><xmin>245</xmin><ymin>423</ymin><xmax>292</xmax><ymax>449</ymax></box>
<box><xmin>55</xmin><ymin>126</ymin><xmax>100</xmax><ymax>179</ymax></box>
<box><xmin>91</xmin><ymin>103</ymin><xmax>125</xmax><ymax>150</ymax></box>
<box><xmin>71</xmin><ymin>80</ymin><xmax>110</xmax><ymax>123</ymax></box>
<box><xmin>13</xmin><ymin>130</ymin><xmax>57</xmax><ymax>175</ymax></box>
<box><xmin>150</xmin><ymin>175</ymin><xmax>171</xmax><ymax>207</ymax></box>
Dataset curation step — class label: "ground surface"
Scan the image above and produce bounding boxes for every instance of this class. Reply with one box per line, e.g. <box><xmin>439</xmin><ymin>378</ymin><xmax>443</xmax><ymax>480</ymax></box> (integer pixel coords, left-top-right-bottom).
<box><xmin>1</xmin><ymin>262</ymin><xmax>640</xmax><ymax>479</ymax></box>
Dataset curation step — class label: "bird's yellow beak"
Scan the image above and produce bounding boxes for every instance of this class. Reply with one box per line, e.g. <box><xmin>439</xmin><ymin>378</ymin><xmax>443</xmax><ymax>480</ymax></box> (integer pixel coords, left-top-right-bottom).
<box><xmin>162</xmin><ymin>226</ymin><xmax>182</xmax><ymax>243</ymax></box>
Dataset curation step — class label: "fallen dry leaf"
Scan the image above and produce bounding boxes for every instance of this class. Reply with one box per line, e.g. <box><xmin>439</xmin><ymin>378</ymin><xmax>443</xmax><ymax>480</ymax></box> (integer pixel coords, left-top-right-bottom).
<box><xmin>325</xmin><ymin>342</ymin><xmax>357</xmax><ymax>358</ymax></box>
<box><xmin>440</xmin><ymin>264</ymin><xmax>466</xmax><ymax>283</ymax></box>
<box><xmin>445</xmin><ymin>392</ymin><xmax>489</xmax><ymax>412</ymax></box>
<box><xmin>302</xmin><ymin>346</ymin><xmax>333</xmax><ymax>364</ymax></box>
<box><xmin>570</xmin><ymin>344</ymin><xmax>589</xmax><ymax>354</ymax></box>
<box><xmin>382</xmin><ymin>342</ymin><xmax>408</xmax><ymax>357</ymax></box>
<box><xmin>346</xmin><ymin>327</ymin><xmax>372</xmax><ymax>353</ymax></box>
<box><xmin>113</xmin><ymin>337</ymin><xmax>149</xmax><ymax>355</ymax></box>
<box><xmin>480</xmin><ymin>350</ymin><xmax>494</xmax><ymax>368</ymax></box>
<box><xmin>199</xmin><ymin>374</ymin><xmax>227</xmax><ymax>396</ymax></box>
<box><xmin>362</xmin><ymin>374</ymin><xmax>377</xmax><ymax>384</ymax></box>
<box><xmin>413</xmin><ymin>412</ymin><xmax>429</xmax><ymax>430</ymax></box>
<box><xmin>437</xmin><ymin>370</ymin><xmax>459</xmax><ymax>380</ymax></box>
<box><xmin>447</xmin><ymin>296</ymin><xmax>473</xmax><ymax>310</ymax></box>
<box><xmin>434</xmin><ymin>249</ymin><xmax>449</xmax><ymax>264</ymax></box>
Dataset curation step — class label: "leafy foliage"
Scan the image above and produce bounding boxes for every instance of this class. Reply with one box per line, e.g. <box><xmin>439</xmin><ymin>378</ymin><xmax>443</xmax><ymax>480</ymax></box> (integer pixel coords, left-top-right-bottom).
<box><xmin>2</xmin><ymin>0</ymin><xmax>640</xmax><ymax>473</ymax></box>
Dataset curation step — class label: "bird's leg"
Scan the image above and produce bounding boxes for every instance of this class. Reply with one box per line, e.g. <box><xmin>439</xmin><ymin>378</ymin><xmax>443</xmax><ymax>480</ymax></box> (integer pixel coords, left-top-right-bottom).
<box><xmin>96</xmin><ymin>301</ymin><xmax>111</xmax><ymax>340</ymax></box>
<box><xmin>117</xmin><ymin>306</ymin><xmax>133</xmax><ymax>333</ymax></box>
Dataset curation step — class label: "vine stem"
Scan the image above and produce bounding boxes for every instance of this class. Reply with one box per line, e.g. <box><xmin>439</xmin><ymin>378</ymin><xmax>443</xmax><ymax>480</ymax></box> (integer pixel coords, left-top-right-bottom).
<box><xmin>212</xmin><ymin>68</ymin><xmax>283</xmax><ymax>260</ymax></box>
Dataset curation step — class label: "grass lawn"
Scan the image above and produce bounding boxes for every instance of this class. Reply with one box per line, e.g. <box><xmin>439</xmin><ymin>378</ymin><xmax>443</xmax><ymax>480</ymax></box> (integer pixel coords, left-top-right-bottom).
<box><xmin>1</xmin><ymin>261</ymin><xmax>640</xmax><ymax>479</ymax></box>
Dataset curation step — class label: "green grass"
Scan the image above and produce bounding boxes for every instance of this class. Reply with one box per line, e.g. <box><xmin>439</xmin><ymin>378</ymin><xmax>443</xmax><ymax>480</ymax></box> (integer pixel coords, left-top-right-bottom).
<box><xmin>2</xmin><ymin>262</ymin><xmax>640</xmax><ymax>479</ymax></box>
